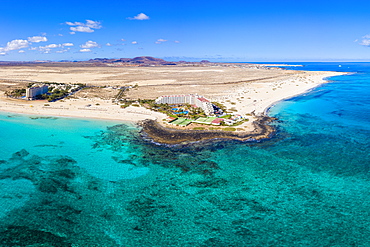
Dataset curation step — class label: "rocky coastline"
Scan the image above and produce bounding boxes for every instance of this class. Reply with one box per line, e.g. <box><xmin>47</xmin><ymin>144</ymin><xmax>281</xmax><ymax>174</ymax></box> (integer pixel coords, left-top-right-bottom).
<box><xmin>138</xmin><ymin>115</ymin><xmax>277</xmax><ymax>145</ymax></box>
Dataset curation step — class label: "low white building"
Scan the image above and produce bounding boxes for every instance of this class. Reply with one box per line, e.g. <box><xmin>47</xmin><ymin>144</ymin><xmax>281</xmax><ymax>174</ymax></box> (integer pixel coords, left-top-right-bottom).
<box><xmin>155</xmin><ymin>94</ymin><xmax>214</xmax><ymax>115</ymax></box>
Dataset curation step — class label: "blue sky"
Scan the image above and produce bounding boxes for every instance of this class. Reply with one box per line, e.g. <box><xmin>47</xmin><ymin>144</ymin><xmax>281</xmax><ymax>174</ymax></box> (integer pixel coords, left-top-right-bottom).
<box><xmin>1</xmin><ymin>0</ymin><xmax>370</xmax><ymax>62</ymax></box>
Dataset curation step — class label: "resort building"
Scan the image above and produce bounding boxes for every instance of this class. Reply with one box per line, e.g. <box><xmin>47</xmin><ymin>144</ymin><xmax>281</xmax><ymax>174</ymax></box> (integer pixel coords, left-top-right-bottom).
<box><xmin>26</xmin><ymin>84</ymin><xmax>48</xmax><ymax>100</ymax></box>
<box><xmin>196</xmin><ymin>97</ymin><xmax>214</xmax><ymax>116</ymax></box>
<box><xmin>155</xmin><ymin>94</ymin><xmax>214</xmax><ymax>115</ymax></box>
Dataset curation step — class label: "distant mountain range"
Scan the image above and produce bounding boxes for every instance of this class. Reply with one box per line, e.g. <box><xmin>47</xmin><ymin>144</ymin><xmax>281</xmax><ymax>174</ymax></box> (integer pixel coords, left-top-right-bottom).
<box><xmin>86</xmin><ymin>56</ymin><xmax>213</xmax><ymax>66</ymax></box>
<box><xmin>87</xmin><ymin>56</ymin><xmax>178</xmax><ymax>65</ymax></box>
<box><xmin>0</xmin><ymin>56</ymin><xmax>212</xmax><ymax>66</ymax></box>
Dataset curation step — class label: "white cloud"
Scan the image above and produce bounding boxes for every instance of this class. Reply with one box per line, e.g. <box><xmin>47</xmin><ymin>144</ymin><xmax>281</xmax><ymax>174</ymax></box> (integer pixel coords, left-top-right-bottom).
<box><xmin>106</xmin><ymin>43</ymin><xmax>112</xmax><ymax>46</ymax></box>
<box><xmin>131</xmin><ymin>41</ymin><xmax>138</xmax><ymax>44</ymax></box>
<box><xmin>3</xmin><ymin>39</ymin><xmax>29</xmax><ymax>51</ymax></box>
<box><xmin>358</xmin><ymin>34</ymin><xmax>370</xmax><ymax>46</ymax></box>
<box><xmin>80</xmin><ymin>48</ymin><xmax>91</xmax><ymax>52</ymax></box>
<box><xmin>127</xmin><ymin>13</ymin><xmax>150</xmax><ymax>20</ymax></box>
<box><xmin>121</xmin><ymin>38</ymin><xmax>126</xmax><ymax>41</ymax></box>
<box><xmin>56</xmin><ymin>49</ymin><xmax>70</xmax><ymax>53</ymax></box>
<box><xmin>45</xmin><ymin>44</ymin><xmax>61</xmax><ymax>48</ymax></box>
<box><xmin>66</xmin><ymin>20</ymin><xmax>102</xmax><ymax>33</ymax></box>
<box><xmin>0</xmin><ymin>39</ymin><xmax>30</xmax><ymax>54</ymax></box>
<box><xmin>360</xmin><ymin>39</ymin><xmax>370</xmax><ymax>46</ymax></box>
<box><xmin>70</xmin><ymin>26</ymin><xmax>94</xmax><ymax>33</ymax></box>
<box><xmin>38</xmin><ymin>48</ymin><xmax>51</xmax><ymax>53</ymax></box>
<box><xmin>155</xmin><ymin>39</ymin><xmax>167</xmax><ymax>44</ymax></box>
<box><xmin>85</xmin><ymin>20</ymin><xmax>102</xmax><ymax>29</ymax></box>
<box><xmin>18</xmin><ymin>50</ymin><xmax>25</xmax><ymax>53</ymax></box>
<box><xmin>28</xmin><ymin>36</ymin><xmax>47</xmax><ymax>43</ymax></box>
<box><xmin>174</xmin><ymin>40</ymin><xmax>181</xmax><ymax>43</ymax></box>
<box><xmin>36</xmin><ymin>44</ymin><xmax>63</xmax><ymax>53</ymax></box>
<box><xmin>66</xmin><ymin>21</ymin><xmax>84</xmax><ymax>26</ymax></box>
<box><xmin>80</xmin><ymin>40</ymin><xmax>99</xmax><ymax>48</ymax></box>
<box><xmin>62</xmin><ymin>43</ymin><xmax>74</xmax><ymax>47</ymax></box>
<box><xmin>29</xmin><ymin>47</ymin><xmax>38</xmax><ymax>50</ymax></box>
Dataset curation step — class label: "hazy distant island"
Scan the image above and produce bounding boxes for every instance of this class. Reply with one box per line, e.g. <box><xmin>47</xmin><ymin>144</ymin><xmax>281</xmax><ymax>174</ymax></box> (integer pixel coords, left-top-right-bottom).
<box><xmin>0</xmin><ymin>57</ymin><xmax>345</xmax><ymax>144</ymax></box>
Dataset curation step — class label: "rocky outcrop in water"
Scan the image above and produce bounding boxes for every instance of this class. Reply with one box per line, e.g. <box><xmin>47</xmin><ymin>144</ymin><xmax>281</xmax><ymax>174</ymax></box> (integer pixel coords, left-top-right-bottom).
<box><xmin>138</xmin><ymin>116</ymin><xmax>277</xmax><ymax>145</ymax></box>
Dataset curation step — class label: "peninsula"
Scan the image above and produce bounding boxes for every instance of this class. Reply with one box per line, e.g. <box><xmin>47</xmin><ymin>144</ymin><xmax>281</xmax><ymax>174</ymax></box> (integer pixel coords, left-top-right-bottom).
<box><xmin>0</xmin><ymin>57</ymin><xmax>345</xmax><ymax>144</ymax></box>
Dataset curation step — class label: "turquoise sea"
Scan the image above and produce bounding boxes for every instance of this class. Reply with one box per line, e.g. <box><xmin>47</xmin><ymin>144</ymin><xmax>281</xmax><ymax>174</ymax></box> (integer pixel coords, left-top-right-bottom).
<box><xmin>0</xmin><ymin>63</ymin><xmax>370</xmax><ymax>246</ymax></box>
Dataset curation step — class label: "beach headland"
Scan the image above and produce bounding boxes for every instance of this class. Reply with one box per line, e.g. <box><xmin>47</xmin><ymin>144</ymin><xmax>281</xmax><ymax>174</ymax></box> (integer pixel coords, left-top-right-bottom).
<box><xmin>139</xmin><ymin>116</ymin><xmax>277</xmax><ymax>145</ymax></box>
<box><xmin>0</xmin><ymin>61</ymin><xmax>348</xmax><ymax>145</ymax></box>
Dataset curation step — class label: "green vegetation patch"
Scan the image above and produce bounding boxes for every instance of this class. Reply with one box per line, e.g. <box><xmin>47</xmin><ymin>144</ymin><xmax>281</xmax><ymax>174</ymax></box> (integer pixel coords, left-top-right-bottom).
<box><xmin>220</xmin><ymin>114</ymin><xmax>232</xmax><ymax>119</ymax></box>
<box><xmin>229</xmin><ymin>119</ymin><xmax>249</xmax><ymax>126</ymax></box>
<box><xmin>7</xmin><ymin>82</ymin><xmax>86</xmax><ymax>101</ymax></box>
<box><xmin>223</xmin><ymin>127</ymin><xmax>236</xmax><ymax>131</ymax></box>
<box><xmin>178</xmin><ymin>119</ymin><xmax>192</xmax><ymax>126</ymax></box>
<box><xmin>171</xmin><ymin>118</ymin><xmax>186</xmax><ymax>125</ymax></box>
<box><xmin>205</xmin><ymin>117</ymin><xmax>217</xmax><ymax>123</ymax></box>
<box><xmin>194</xmin><ymin>117</ymin><xmax>217</xmax><ymax>124</ymax></box>
<box><xmin>170</xmin><ymin>118</ymin><xmax>192</xmax><ymax>126</ymax></box>
<box><xmin>195</xmin><ymin>117</ymin><xmax>208</xmax><ymax>122</ymax></box>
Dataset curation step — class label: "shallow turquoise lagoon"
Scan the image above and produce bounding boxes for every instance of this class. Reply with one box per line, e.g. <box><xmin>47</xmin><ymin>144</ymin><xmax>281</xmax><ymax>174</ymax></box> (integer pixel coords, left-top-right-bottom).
<box><xmin>0</xmin><ymin>63</ymin><xmax>370</xmax><ymax>246</ymax></box>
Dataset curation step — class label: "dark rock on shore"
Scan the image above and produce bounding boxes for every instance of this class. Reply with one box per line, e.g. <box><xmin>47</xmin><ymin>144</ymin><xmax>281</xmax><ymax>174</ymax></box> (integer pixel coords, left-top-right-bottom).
<box><xmin>138</xmin><ymin>116</ymin><xmax>277</xmax><ymax>145</ymax></box>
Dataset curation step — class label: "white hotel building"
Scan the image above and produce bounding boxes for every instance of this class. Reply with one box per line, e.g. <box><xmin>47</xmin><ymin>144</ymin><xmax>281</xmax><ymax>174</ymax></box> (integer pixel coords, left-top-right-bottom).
<box><xmin>155</xmin><ymin>94</ymin><xmax>214</xmax><ymax>115</ymax></box>
<box><xmin>26</xmin><ymin>85</ymin><xmax>48</xmax><ymax>99</ymax></box>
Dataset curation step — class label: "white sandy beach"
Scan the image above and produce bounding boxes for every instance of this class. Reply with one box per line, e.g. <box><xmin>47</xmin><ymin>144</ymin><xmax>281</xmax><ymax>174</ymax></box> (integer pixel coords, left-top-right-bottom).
<box><xmin>0</xmin><ymin>97</ymin><xmax>168</xmax><ymax>123</ymax></box>
<box><xmin>0</xmin><ymin>66</ymin><xmax>347</xmax><ymax>131</ymax></box>
<box><xmin>218</xmin><ymin>71</ymin><xmax>345</xmax><ymax>116</ymax></box>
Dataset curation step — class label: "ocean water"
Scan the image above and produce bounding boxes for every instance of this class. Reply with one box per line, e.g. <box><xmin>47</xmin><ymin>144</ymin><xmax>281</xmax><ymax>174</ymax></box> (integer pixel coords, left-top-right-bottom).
<box><xmin>0</xmin><ymin>63</ymin><xmax>370</xmax><ymax>246</ymax></box>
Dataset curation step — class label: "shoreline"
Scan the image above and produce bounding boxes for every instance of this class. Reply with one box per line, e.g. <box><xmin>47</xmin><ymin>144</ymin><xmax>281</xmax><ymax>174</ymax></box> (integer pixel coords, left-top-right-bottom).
<box><xmin>0</xmin><ymin>67</ymin><xmax>349</xmax><ymax>145</ymax></box>
<box><xmin>217</xmin><ymin>71</ymin><xmax>348</xmax><ymax>116</ymax></box>
<box><xmin>262</xmin><ymin>74</ymin><xmax>348</xmax><ymax>116</ymax></box>
<box><xmin>0</xmin><ymin>98</ymin><xmax>168</xmax><ymax>124</ymax></box>
<box><xmin>138</xmin><ymin>71</ymin><xmax>348</xmax><ymax>145</ymax></box>
<box><xmin>138</xmin><ymin>116</ymin><xmax>277</xmax><ymax>145</ymax></box>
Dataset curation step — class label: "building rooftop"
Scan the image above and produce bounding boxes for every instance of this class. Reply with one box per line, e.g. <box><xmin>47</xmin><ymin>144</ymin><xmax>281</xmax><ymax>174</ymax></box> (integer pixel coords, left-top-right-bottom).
<box><xmin>211</xmin><ymin>118</ymin><xmax>224</xmax><ymax>124</ymax></box>
<box><xmin>197</xmin><ymin>97</ymin><xmax>209</xmax><ymax>102</ymax></box>
<box><xmin>167</xmin><ymin>117</ymin><xmax>177</xmax><ymax>122</ymax></box>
